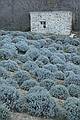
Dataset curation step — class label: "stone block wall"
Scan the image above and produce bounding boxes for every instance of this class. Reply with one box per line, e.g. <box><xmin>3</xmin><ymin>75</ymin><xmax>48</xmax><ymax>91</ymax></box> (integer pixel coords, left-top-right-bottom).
<box><xmin>30</xmin><ymin>11</ymin><xmax>72</xmax><ymax>35</ymax></box>
<box><xmin>0</xmin><ymin>0</ymin><xmax>80</xmax><ymax>31</ymax></box>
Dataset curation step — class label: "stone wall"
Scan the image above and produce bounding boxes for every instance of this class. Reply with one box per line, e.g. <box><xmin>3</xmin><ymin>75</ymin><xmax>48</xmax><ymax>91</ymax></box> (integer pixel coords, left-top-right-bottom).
<box><xmin>0</xmin><ymin>0</ymin><xmax>80</xmax><ymax>31</ymax></box>
<box><xmin>30</xmin><ymin>11</ymin><xmax>72</xmax><ymax>35</ymax></box>
<box><xmin>47</xmin><ymin>0</ymin><xmax>80</xmax><ymax>31</ymax></box>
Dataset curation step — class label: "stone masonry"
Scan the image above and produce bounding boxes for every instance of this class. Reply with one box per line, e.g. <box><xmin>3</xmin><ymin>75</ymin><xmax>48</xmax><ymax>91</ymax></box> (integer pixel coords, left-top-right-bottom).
<box><xmin>30</xmin><ymin>11</ymin><xmax>72</xmax><ymax>35</ymax></box>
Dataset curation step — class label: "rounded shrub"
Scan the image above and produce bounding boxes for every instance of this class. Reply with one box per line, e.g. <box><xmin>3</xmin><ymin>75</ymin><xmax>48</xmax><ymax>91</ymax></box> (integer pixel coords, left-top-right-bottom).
<box><xmin>54</xmin><ymin>71</ymin><xmax>65</xmax><ymax>80</ymax></box>
<box><xmin>14</xmin><ymin>96</ymin><xmax>28</xmax><ymax>112</ymax></box>
<box><xmin>77</xmin><ymin>45</ymin><xmax>80</xmax><ymax>55</ymax></box>
<box><xmin>49</xmin><ymin>43</ymin><xmax>63</xmax><ymax>50</ymax></box>
<box><xmin>26</xmin><ymin>46</ymin><xmax>40</xmax><ymax>61</ymax></box>
<box><xmin>0</xmin><ymin>48</ymin><xmax>16</xmax><ymax>60</ymax></box>
<box><xmin>25</xmin><ymin>86</ymin><xmax>59</xmax><ymax>118</ymax></box>
<box><xmin>45</xmin><ymin>38</ymin><xmax>54</xmax><ymax>46</ymax></box>
<box><xmin>63</xmin><ymin>44</ymin><xmax>77</xmax><ymax>53</ymax></box>
<box><xmin>40</xmin><ymin>48</ymin><xmax>53</xmax><ymax>59</ymax></box>
<box><xmin>68</xmin><ymin>38</ymin><xmax>80</xmax><ymax>46</ymax></box>
<box><xmin>56</xmin><ymin>40</ymin><xmax>63</xmax><ymax>45</ymax></box>
<box><xmin>13</xmin><ymin>36</ymin><xmax>27</xmax><ymax>43</ymax></box>
<box><xmin>54</xmin><ymin>53</ymin><xmax>66</xmax><ymax>62</ymax></box>
<box><xmin>64</xmin><ymin>97</ymin><xmax>80</xmax><ymax>120</ymax></box>
<box><xmin>0</xmin><ymin>67</ymin><xmax>10</xmax><ymax>79</ymax></box>
<box><xmin>13</xmin><ymin>70</ymin><xmax>31</xmax><ymax>86</ymax></box>
<box><xmin>49</xmin><ymin>85</ymin><xmax>69</xmax><ymax>100</ymax></box>
<box><xmin>40</xmin><ymin>79</ymin><xmax>55</xmax><ymax>91</ymax></box>
<box><xmin>71</xmin><ymin>38</ymin><xmax>80</xmax><ymax>46</ymax></box>
<box><xmin>0</xmin><ymin>59</ymin><xmax>19</xmax><ymax>72</ymax></box>
<box><xmin>22</xmin><ymin>61</ymin><xmax>39</xmax><ymax>73</ymax></box>
<box><xmin>0</xmin><ymin>103</ymin><xmax>11</xmax><ymax>120</ymax></box>
<box><xmin>17</xmin><ymin>54</ymin><xmax>31</xmax><ymax>63</ymax></box>
<box><xmin>50</xmin><ymin>55</ymin><xmax>65</xmax><ymax>65</ymax></box>
<box><xmin>64</xmin><ymin>70</ymin><xmax>76</xmax><ymax>79</ymax></box>
<box><xmin>68</xmin><ymin>84</ymin><xmax>80</xmax><ymax>98</ymax></box>
<box><xmin>14</xmin><ymin>59</ymin><xmax>22</xmax><ymax>65</ymax></box>
<box><xmin>0</xmin><ymin>35</ymin><xmax>12</xmax><ymax>48</ymax></box>
<box><xmin>15</xmin><ymin>41</ymin><xmax>29</xmax><ymax>53</ymax></box>
<box><xmin>64</xmin><ymin>71</ymin><xmax>80</xmax><ymax>86</ymax></box>
<box><xmin>0</xmin><ymin>78</ymin><xmax>19</xmax><ymax>88</ymax></box>
<box><xmin>35</xmin><ymin>60</ymin><xmax>44</xmax><ymax>68</ymax></box>
<box><xmin>32</xmin><ymin>68</ymin><xmax>54</xmax><ymax>82</ymax></box>
<box><xmin>48</xmin><ymin>46</ymin><xmax>57</xmax><ymax>53</ymax></box>
<box><xmin>63</xmin><ymin>37</ymin><xmax>80</xmax><ymax>46</ymax></box>
<box><xmin>71</xmin><ymin>54</ymin><xmax>80</xmax><ymax>65</ymax></box>
<box><xmin>20</xmin><ymin>79</ymin><xmax>39</xmax><ymax>91</ymax></box>
<box><xmin>37</xmin><ymin>55</ymin><xmax>49</xmax><ymax>65</ymax></box>
<box><xmin>0</xmin><ymin>84</ymin><xmax>20</xmax><ymax>110</ymax></box>
<box><xmin>32</xmin><ymin>33</ymin><xmax>44</xmax><ymax>40</ymax></box>
<box><xmin>33</xmin><ymin>39</ymin><xmax>47</xmax><ymax>48</ymax></box>
<box><xmin>64</xmin><ymin>53</ymin><xmax>72</xmax><ymax>62</ymax></box>
<box><xmin>0</xmin><ymin>42</ymin><xmax>17</xmax><ymax>60</ymax></box>
<box><xmin>2</xmin><ymin>43</ymin><xmax>17</xmax><ymax>54</ymax></box>
<box><xmin>28</xmin><ymin>86</ymin><xmax>47</xmax><ymax>94</ymax></box>
<box><xmin>56</xmin><ymin>63</ymin><xmax>65</xmax><ymax>72</ymax></box>
<box><xmin>9</xmin><ymin>31</ymin><xmax>23</xmax><ymax>37</ymax></box>
<box><xmin>55</xmin><ymin>105</ymin><xmax>67</xmax><ymax>120</ymax></box>
<box><xmin>44</xmin><ymin>64</ymin><xmax>58</xmax><ymax>73</ymax></box>
<box><xmin>26</xmin><ymin>32</ymin><xmax>34</xmax><ymax>40</ymax></box>
<box><xmin>64</xmin><ymin>62</ymin><xmax>80</xmax><ymax>74</ymax></box>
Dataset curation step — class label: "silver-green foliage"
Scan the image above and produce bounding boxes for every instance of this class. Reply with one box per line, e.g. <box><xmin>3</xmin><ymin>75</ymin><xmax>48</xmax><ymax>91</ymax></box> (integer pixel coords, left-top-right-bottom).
<box><xmin>0</xmin><ymin>84</ymin><xmax>20</xmax><ymax>110</ymax></box>
<box><xmin>64</xmin><ymin>97</ymin><xmax>80</xmax><ymax>120</ymax></box>
<box><xmin>0</xmin><ymin>103</ymin><xmax>11</xmax><ymax>120</ymax></box>
<box><xmin>49</xmin><ymin>85</ymin><xmax>69</xmax><ymax>100</ymax></box>
<box><xmin>21</xmin><ymin>80</ymin><xmax>39</xmax><ymax>91</ymax></box>
<box><xmin>13</xmin><ymin>70</ymin><xmax>31</xmax><ymax>86</ymax></box>
<box><xmin>0</xmin><ymin>60</ymin><xmax>19</xmax><ymax>72</ymax></box>
<box><xmin>40</xmin><ymin>79</ymin><xmax>55</xmax><ymax>91</ymax></box>
<box><xmin>25</xmin><ymin>86</ymin><xmax>58</xmax><ymax>118</ymax></box>
<box><xmin>68</xmin><ymin>84</ymin><xmax>80</xmax><ymax>98</ymax></box>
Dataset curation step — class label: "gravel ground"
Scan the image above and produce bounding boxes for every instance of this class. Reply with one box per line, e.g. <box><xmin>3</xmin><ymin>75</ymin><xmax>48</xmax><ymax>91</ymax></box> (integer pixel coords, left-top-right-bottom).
<box><xmin>11</xmin><ymin>112</ymin><xmax>53</xmax><ymax>120</ymax></box>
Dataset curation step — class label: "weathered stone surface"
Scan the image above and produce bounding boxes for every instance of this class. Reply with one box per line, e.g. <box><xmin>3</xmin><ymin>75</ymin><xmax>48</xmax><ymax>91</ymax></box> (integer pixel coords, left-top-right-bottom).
<box><xmin>30</xmin><ymin>11</ymin><xmax>72</xmax><ymax>35</ymax></box>
<box><xmin>0</xmin><ymin>0</ymin><xmax>80</xmax><ymax>31</ymax></box>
